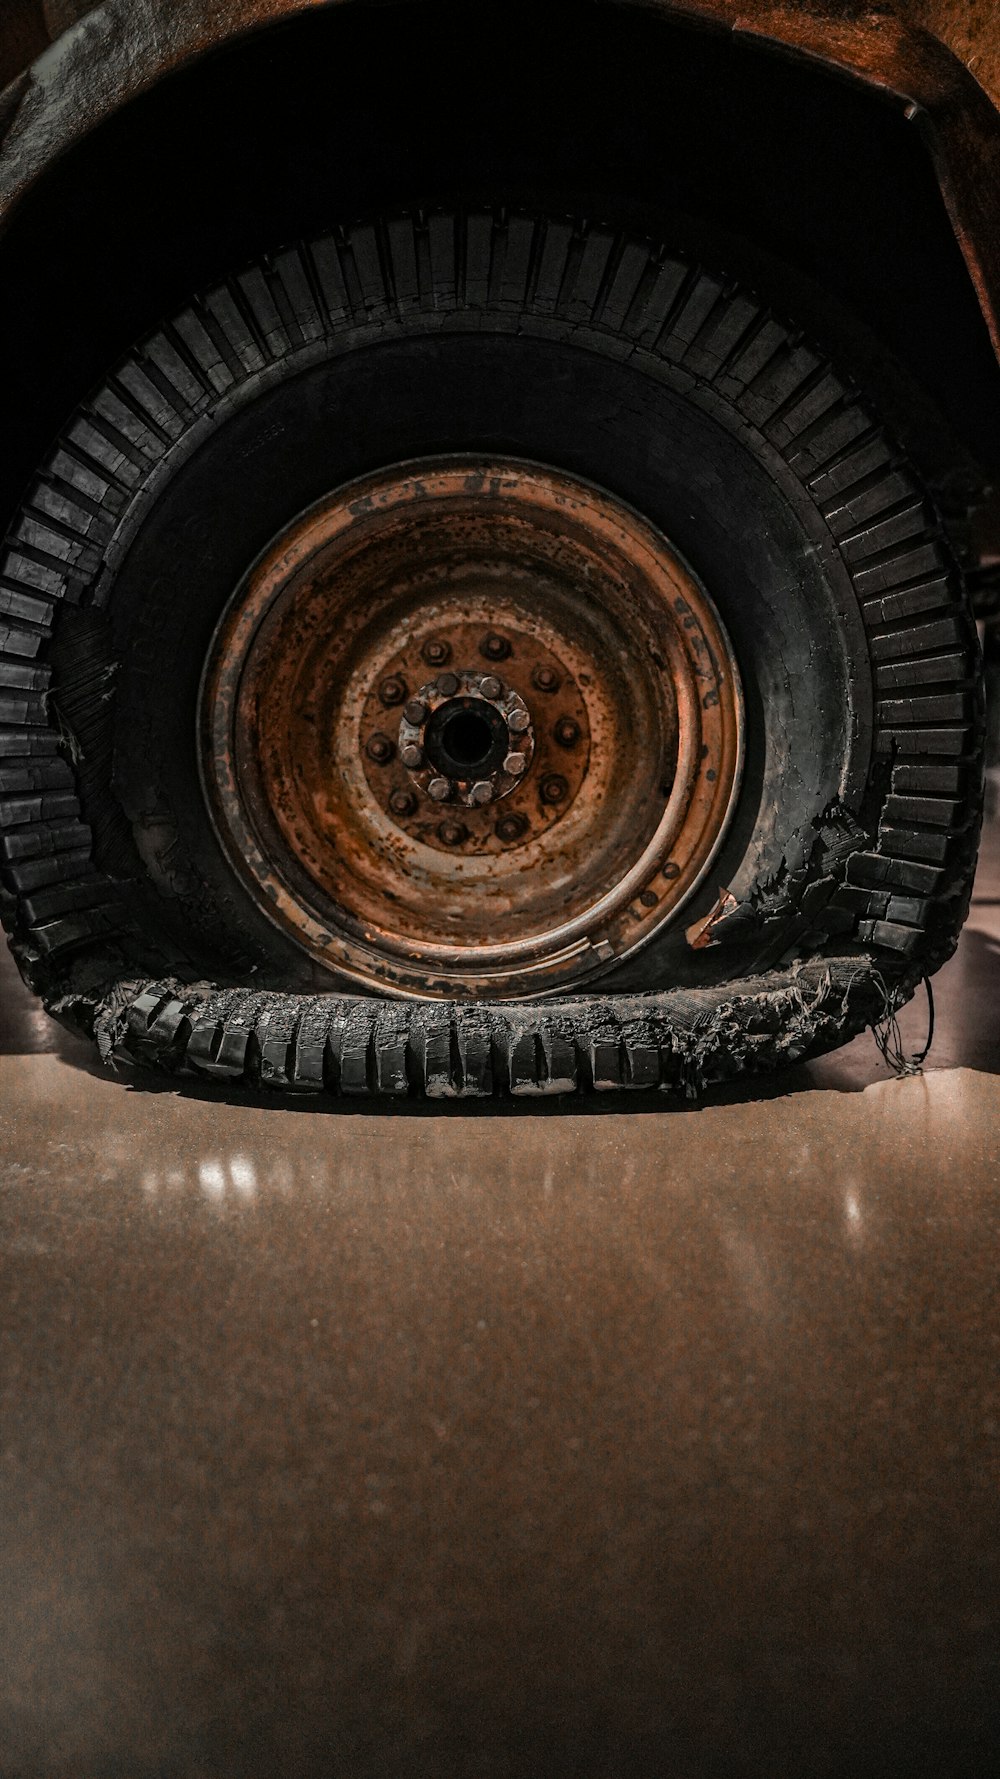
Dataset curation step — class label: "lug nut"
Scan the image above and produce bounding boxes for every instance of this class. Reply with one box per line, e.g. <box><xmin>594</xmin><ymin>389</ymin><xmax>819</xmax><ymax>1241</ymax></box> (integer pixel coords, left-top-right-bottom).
<box><xmin>389</xmin><ymin>788</ymin><xmax>417</xmax><ymax>817</ymax></box>
<box><xmin>436</xmin><ymin>672</ymin><xmax>459</xmax><ymax>698</ymax></box>
<box><xmin>532</xmin><ymin>665</ymin><xmax>559</xmax><ymax>693</ymax></box>
<box><xmin>421</xmin><ymin>638</ymin><xmax>451</xmax><ymax>666</ymax></box>
<box><xmin>366</xmin><ymin>731</ymin><xmax>394</xmax><ymax>764</ymax></box>
<box><xmin>540</xmin><ymin>772</ymin><xmax>568</xmax><ymax>804</ymax></box>
<box><xmin>379</xmin><ymin>675</ymin><xmax>407</xmax><ymax>706</ymax></box>
<box><xmin>438</xmin><ymin>819</ymin><xmax>467</xmax><ymax>846</ymax></box>
<box><xmin>480</xmin><ymin>633</ymin><xmax>511</xmax><ymax>662</ymax></box>
<box><xmin>554</xmin><ymin>716</ymin><xmax>580</xmax><ymax>748</ymax></box>
<box><xmin>479</xmin><ymin>674</ymin><xmax>503</xmax><ymax>701</ymax></box>
<box><xmin>400</xmin><ymin>742</ymin><xmax>424</xmax><ymax>768</ymax></box>
<box><xmin>469</xmin><ymin>780</ymin><xmax>494</xmax><ymax>805</ymax></box>
<box><xmin>504</xmin><ymin>752</ymin><xmax>527</xmax><ymax>777</ymax></box>
<box><xmin>428</xmin><ymin>776</ymin><xmax>452</xmax><ymax>801</ymax></box>
<box><xmin>403</xmin><ymin>698</ymin><xmax>428</xmax><ymax>726</ymax></box>
<box><xmin>495</xmin><ymin>813</ymin><xmax>528</xmax><ymax>843</ymax></box>
<box><xmin>507</xmin><ymin>707</ymin><xmax>530</xmax><ymax>733</ymax></box>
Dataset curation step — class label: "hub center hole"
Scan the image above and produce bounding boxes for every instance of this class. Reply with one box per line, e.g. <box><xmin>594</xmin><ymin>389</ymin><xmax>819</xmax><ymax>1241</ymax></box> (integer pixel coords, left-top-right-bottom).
<box><xmin>441</xmin><ymin>709</ymin><xmax>495</xmax><ymax>767</ymax></box>
<box><xmin>423</xmin><ymin>695</ymin><xmax>512</xmax><ymax>780</ymax></box>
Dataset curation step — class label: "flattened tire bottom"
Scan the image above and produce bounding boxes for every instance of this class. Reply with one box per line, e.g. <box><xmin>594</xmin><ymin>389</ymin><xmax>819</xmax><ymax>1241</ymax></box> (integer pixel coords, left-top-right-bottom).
<box><xmin>70</xmin><ymin>959</ymin><xmax>898</xmax><ymax>1100</ymax></box>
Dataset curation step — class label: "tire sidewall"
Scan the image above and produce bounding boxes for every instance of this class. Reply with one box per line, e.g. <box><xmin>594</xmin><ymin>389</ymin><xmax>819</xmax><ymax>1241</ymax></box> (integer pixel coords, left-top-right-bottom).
<box><xmin>102</xmin><ymin>320</ymin><xmax>871</xmax><ymax>991</ymax></box>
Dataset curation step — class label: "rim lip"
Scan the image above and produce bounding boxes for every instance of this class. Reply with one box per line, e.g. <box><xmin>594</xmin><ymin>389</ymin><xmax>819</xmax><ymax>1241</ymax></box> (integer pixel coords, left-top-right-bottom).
<box><xmin>198</xmin><ymin>455</ymin><xmax>745</xmax><ymax>999</ymax></box>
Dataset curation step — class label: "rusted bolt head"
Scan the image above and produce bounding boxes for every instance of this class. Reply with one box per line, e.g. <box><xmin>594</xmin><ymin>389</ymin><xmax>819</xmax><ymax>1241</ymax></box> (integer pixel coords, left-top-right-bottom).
<box><xmin>554</xmin><ymin>716</ymin><xmax>580</xmax><ymax>749</ymax></box>
<box><xmin>532</xmin><ymin>665</ymin><xmax>559</xmax><ymax>693</ymax></box>
<box><xmin>469</xmin><ymin>780</ymin><xmax>494</xmax><ymax>805</ymax></box>
<box><xmin>403</xmin><ymin>699</ymin><xmax>428</xmax><ymax>726</ymax></box>
<box><xmin>504</xmin><ymin>752</ymin><xmax>527</xmax><ymax>778</ymax></box>
<box><xmin>507</xmin><ymin>707</ymin><xmax>530</xmax><ymax>733</ymax></box>
<box><xmin>495</xmin><ymin>813</ymin><xmax>528</xmax><ymax>843</ymax></box>
<box><xmin>436</xmin><ymin>672</ymin><xmax>459</xmax><ymax>698</ymax></box>
<box><xmin>479</xmin><ymin>674</ymin><xmax>503</xmax><ymax>701</ymax></box>
<box><xmin>428</xmin><ymin>776</ymin><xmax>452</xmax><ymax>801</ymax></box>
<box><xmin>421</xmin><ymin>638</ymin><xmax>451</xmax><ymax>667</ymax></box>
<box><xmin>400</xmin><ymin>742</ymin><xmax>424</xmax><ymax>769</ymax></box>
<box><xmin>540</xmin><ymin>772</ymin><xmax>568</xmax><ymax>804</ymax></box>
<box><xmin>438</xmin><ymin>819</ymin><xmax>467</xmax><ymax>846</ymax></box>
<box><xmin>388</xmin><ymin>788</ymin><xmax>417</xmax><ymax>817</ymax></box>
<box><xmin>379</xmin><ymin>675</ymin><xmax>407</xmax><ymax>706</ymax></box>
<box><xmin>480</xmin><ymin>633</ymin><xmax>511</xmax><ymax>662</ymax></box>
<box><xmin>366</xmin><ymin>731</ymin><xmax>394</xmax><ymax>764</ymax></box>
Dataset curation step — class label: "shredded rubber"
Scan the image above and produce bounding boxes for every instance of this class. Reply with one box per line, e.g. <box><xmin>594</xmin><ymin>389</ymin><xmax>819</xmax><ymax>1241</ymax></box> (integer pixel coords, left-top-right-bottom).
<box><xmin>65</xmin><ymin>956</ymin><xmax>900</xmax><ymax>1101</ymax></box>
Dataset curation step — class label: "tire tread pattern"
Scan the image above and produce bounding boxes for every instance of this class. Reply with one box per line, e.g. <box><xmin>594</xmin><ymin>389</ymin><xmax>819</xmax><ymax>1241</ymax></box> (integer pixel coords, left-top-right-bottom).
<box><xmin>88</xmin><ymin>957</ymin><xmax>888</xmax><ymax>1099</ymax></box>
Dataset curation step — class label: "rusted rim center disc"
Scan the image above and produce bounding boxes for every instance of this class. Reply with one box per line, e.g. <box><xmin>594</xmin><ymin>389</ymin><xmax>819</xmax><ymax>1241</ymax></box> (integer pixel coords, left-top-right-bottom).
<box><xmin>200</xmin><ymin>457</ymin><xmax>744</xmax><ymax>998</ymax></box>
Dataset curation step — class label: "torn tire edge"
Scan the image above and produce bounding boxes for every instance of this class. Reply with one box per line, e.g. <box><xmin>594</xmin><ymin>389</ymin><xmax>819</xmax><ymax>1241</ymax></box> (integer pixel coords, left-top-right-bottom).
<box><xmin>65</xmin><ymin>955</ymin><xmax>900</xmax><ymax>1100</ymax></box>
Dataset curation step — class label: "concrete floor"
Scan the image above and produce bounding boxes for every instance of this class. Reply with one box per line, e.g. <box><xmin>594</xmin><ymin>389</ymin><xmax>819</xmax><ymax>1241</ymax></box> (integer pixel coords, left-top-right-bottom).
<box><xmin>2</xmin><ymin>831</ymin><xmax>999</xmax><ymax>1777</ymax></box>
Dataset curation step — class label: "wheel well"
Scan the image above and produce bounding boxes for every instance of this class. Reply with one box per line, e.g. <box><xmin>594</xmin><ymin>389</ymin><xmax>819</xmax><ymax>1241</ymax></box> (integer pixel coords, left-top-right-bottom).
<box><xmin>1</xmin><ymin>0</ymin><xmax>998</xmax><ymax>529</ymax></box>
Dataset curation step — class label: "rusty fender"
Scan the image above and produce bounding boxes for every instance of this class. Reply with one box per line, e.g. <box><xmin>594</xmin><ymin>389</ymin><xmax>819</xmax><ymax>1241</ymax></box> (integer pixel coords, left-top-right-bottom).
<box><xmin>2</xmin><ymin>1</ymin><xmax>1000</xmax><ymax>365</ymax></box>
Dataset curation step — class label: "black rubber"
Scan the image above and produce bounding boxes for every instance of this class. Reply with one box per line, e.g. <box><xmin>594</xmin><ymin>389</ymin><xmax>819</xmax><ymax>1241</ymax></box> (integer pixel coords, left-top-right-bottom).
<box><xmin>86</xmin><ymin>958</ymin><xmax>889</xmax><ymax>1100</ymax></box>
<box><xmin>0</xmin><ymin>207</ymin><xmax>984</xmax><ymax>1095</ymax></box>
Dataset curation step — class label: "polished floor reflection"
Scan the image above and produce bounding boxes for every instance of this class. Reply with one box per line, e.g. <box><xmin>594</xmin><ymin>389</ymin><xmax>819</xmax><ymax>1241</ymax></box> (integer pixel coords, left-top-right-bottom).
<box><xmin>1</xmin><ymin>831</ymin><xmax>999</xmax><ymax>1776</ymax></box>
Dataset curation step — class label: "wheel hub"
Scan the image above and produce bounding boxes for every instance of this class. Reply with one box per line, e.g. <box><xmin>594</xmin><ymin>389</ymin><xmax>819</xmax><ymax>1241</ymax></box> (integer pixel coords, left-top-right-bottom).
<box><xmin>200</xmin><ymin>456</ymin><xmax>744</xmax><ymax>998</ymax></box>
<box><xmin>387</xmin><ymin>669</ymin><xmax>536</xmax><ymax>811</ymax></box>
<box><xmin>360</xmin><ymin>634</ymin><xmax>590</xmax><ymax>851</ymax></box>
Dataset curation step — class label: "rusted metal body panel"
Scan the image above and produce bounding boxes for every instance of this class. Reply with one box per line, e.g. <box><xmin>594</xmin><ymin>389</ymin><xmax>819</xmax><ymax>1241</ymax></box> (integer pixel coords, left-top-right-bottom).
<box><xmin>1</xmin><ymin>0</ymin><xmax>1000</xmax><ymax>369</ymax></box>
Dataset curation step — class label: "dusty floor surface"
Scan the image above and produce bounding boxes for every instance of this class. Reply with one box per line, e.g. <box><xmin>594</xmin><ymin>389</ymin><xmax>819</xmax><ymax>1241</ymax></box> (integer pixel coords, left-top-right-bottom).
<box><xmin>1</xmin><ymin>831</ymin><xmax>998</xmax><ymax>1777</ymax></box>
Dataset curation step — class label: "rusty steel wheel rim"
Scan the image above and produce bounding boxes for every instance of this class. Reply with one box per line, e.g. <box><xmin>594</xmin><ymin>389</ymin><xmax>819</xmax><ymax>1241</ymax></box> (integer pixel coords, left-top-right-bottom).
<box><xmin>199</xmin><ymin>457</ymin><xmax>744</xmax><ymax>998</ymax></box>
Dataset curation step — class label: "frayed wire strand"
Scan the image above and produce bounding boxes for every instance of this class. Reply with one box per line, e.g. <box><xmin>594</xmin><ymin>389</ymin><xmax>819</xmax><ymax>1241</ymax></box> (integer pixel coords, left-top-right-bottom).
<box><xmin>873</xmin><ymin>972</ymin><xmax>935</xmax><ymax>1078</ymax></box>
